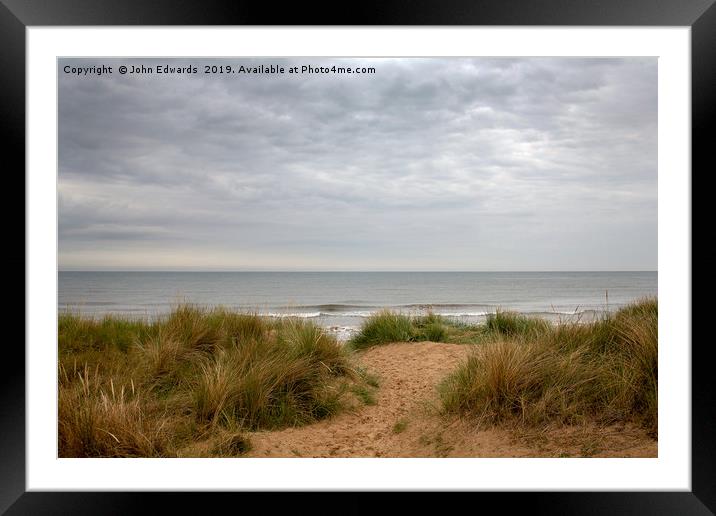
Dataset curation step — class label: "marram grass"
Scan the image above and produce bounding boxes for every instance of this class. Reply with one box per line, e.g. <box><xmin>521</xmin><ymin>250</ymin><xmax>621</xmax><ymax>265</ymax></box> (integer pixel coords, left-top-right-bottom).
<box><xmin>439</xmin><ymin>298</ymin><xmax>657</xmax><ymax>435</ymax></box>
<box><xmin>347</xmin><ymin>308</ymin><xmax>551</xmax><ymax>349</ymax></box>
<box><xmin>348</xmin><ymin>310</ymin><xmax>468</xmax><ymax>349</ymax></box>
<box><xmin>58</xmin><ymin>298</ymin><xmax>658</xmax><ymax>456</ymax></box>
<box><xmin>58</xmin><ymin>306</ymin><xmax>366</xmax><ymax>457</ymax></box>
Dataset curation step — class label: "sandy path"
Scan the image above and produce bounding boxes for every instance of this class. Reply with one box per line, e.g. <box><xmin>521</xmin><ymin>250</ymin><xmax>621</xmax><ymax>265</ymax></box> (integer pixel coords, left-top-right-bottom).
<box><xmin>246</xmin><ymin>342</ymin><xmax>656</xmax><ymax>458</ymax></box>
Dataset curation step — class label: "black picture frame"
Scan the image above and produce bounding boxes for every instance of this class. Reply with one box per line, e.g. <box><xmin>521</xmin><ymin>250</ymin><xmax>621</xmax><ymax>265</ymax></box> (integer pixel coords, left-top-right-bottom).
<box><xmin>3</xmin><ymin>0</ymin><xmax>711</xmax><ymax>513</ymax></box>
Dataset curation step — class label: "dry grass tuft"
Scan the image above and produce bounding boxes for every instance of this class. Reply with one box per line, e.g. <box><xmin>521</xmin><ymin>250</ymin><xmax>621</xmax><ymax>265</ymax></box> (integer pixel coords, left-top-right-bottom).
<box><xmin>58</xmin><ymin>306</ymin><xmax>366</xmax><ymax>457</ymax></box>
<box><xmin>440</xmin><ymin>298</ymin><xmax>658</xmax><ymax>434</ymax></box>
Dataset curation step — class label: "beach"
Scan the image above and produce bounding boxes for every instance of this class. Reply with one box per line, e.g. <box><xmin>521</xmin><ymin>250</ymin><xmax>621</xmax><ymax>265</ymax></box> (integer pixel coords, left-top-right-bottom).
<box><xmin>58</xmin><ymin>298</ymin><xmax>657</xmax><ymax>458</ymax></box>
<box><xmin>246</xmin><ymin>341</ymin><xmax>656</xmax><ymax>458</ymax></box>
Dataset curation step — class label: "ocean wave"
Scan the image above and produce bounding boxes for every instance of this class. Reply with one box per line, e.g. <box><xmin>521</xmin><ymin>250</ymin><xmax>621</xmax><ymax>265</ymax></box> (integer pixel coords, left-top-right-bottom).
<box><xmin>440</xmin><ymin>312</ymin><xmax>491</xmax><ymax>317</ymax></box>
<box><xmin>277</xmin><ymin>302</ymin><xmax>494</xmax><ymax>312</ymax></box>
<box><xmin>401</xmin><ymin>303</ymin><xmax>493</xmax><ymax>309</ymax></box>
<box><xmin>264</xmin><ymin>312</ymin><xmax>322</xmax><ymax>318</ymax></box>
<box><xmin>261</xmin><ymin>308</ymin><xmax>599</xmax><ymax>319</ymax></box>
<box><xmin>323</xmin><ymin>325</ymin><xmax>361</xmax><ymax>342</ymax></box>
<box><xmin>61</xmin><ymin>303</ymin><xmax>604</xmax><ymax>321</ymax></box>
<box><xmin>277</xmin><ymin>304</ymin><xmax>377</xmax><ymax>312</ymax></box>
<box><xmin>264</xmin><ymin>311</ymin><xmax>374</xmax><ymax>318</ymax></box>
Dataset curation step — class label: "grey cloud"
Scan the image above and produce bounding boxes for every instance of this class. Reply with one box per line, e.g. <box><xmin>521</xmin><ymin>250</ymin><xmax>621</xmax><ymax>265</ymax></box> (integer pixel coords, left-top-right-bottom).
<box><xmin>58</xmin><ymin>57</ymin><xmax>657</xmax><ymax>270</ymax></box>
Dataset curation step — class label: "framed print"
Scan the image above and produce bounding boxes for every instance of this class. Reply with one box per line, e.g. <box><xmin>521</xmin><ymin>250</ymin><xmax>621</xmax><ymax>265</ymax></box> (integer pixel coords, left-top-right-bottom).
<box><xmin>4</xmin><ymin>0</ymin><xmax>712</xmax><ymax>513</ymax></box>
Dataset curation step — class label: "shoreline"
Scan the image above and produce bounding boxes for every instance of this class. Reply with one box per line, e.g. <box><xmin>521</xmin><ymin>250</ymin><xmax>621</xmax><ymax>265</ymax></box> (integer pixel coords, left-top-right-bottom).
<box><xmin>57</xmin><ymin>304</ymin><xmax>620</xmax><ymax>342</ymax></box>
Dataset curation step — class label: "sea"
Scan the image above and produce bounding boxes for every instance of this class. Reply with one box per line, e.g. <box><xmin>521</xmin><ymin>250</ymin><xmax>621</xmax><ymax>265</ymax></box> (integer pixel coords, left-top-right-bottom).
<box><xmin>58</xmin><ymin>271</ymin><xmax>657</xmax><ymax>341</ymax></box>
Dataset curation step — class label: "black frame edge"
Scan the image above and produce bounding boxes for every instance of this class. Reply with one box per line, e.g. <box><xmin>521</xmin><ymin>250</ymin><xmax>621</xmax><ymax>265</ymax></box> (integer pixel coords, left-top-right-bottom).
<box><xmin>0</xmin><ymin>1</ymin><xmax>26</xmax><ymax>514</ymax></box>
<box><xmin>0</xmin><ymin>0</ymin><xmax>714</xmax><ymax>26</ymax></box>
<box><xmin>691</xmin><ymin>1</ymin><xmax>716</xmax><ymax>512</ymax></box>
<box><xmin>3</xmin><ymin>492</ymin><xmax>716</xmax><ymax>516</ymax></box>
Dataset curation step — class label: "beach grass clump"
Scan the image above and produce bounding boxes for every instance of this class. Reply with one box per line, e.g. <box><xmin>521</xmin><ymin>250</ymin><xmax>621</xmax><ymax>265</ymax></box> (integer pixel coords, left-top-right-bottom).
<box><xmin>349</xmin><ymin>310</ymin><xmax>415</xmax><ymax>349</ymax></box>
<box><xmin>58</xmin><ymin>306</ymin><xmax>367</xmax><ymax>457</ymax></box>
<box><xmin>59</xmin><ymin>312</ymin><xmax>157</xmax><ymax>353</ymax></box>
<box><xmin>348</xmin><ymin>309</ymin><xmax>555</xmax><ymax>350</ymax></box>
<box><xmin>58</xmin><ymin>364</ymin><xmax>169</xmax><ymax>457</ymax></box>
<box><xmin>163</xmin><ymin>304</ymin><xmax>223</xmax><ymax>351</ymax></box>
<box><xmin>413</xmin><ymin>313</ymin><xmax>448</xmax><ymax>342</ymax></box>
<box><xmin>277</xmin><ymin>318</ymin><xmax>351</xmax><ymax>375</ymax></box>
<box><xmin>440</xmin><ymin>298</ymin><xmax>658</xmax><ymax>433</ymax></box>
<box><xmin>348</xmin><ymin>310</ymin><xmax>456</xmax><ymax>349</ymax></box>
<box><xmin>613</xmin><ymin>297</ymin><xmax>658</xmax><ymax>320</ymax></box>
<box><xmin>441</xmin><ymin>322</ymin><xmax>490</xmax><ymax>345</ymax></box>
<box><xmin>483</xmin><ymin>310</ymin><xmax>551</xmax><ymax>339</ymax></box>
<box><xmin>205</xmin><ymin>309</ymin><xmax>270</xmax><ymax>345</ymax></box>
<box><xmin>133</xmin><ymin>330</ymin><xmax>185</xmax><ymax>382</ymax></box>
<box><xmin>193</xmin><ymin>324</ymin><xmax>351</xmax><ymax>429</ymax></box>
<box><xmin>421</xmin><ymin>322</ymin><xmax>447</xmax><ymax>342</ymax></box>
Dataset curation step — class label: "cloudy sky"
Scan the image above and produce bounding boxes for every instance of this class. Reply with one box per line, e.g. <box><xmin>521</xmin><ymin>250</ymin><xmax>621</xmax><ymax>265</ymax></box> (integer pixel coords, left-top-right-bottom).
<box><xmin>58</xmin><ymin>57</ymin><xmax>657</xmax><ymax>271</ymax></box>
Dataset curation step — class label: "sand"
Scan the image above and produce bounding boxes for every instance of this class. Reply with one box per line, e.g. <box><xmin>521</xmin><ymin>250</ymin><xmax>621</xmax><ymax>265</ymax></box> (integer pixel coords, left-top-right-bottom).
<box><xmin>246</xmin><ymin>342</ymin><xmax>657</xmax><ymax>458</ymax></box>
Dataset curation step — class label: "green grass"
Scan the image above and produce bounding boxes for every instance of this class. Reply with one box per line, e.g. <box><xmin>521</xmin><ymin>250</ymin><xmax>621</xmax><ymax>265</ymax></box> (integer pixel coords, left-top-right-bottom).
<box><xmin>59</xmin><ymin>312</ymin><xmax>159</xmax><ymax>353</ymax></box>
<box><xmin>483</xmin><ymin>310</ymin><xmax>550</xmax><ymax>338</ymax></box>
<box><xmin>347</xmin><ymin>308</ymin><xmax>557</xmax><ymax>349</ymax></box>
<box><xmin>58</xmin><ymin>306</ymin><xmax>370</xmax><ymax>457</ymax></box>
<box><xmin>439</xmin><ymin>298</ymin><xmax>658</xmax><ymax>434</ymax></box>
<box><xmin>348</xmin><ymin>311</ymin><xmax>415</xmax><ymax>349</ymax></box>
<box><xmin>347</xmin><ymin>310</ymin><xmax>461</xmax><ymax>349</ymax></box>
<box><xmin>413</xmin><ymin>313</ymin><xmax>449</xmax><ymax>342</ymax></box>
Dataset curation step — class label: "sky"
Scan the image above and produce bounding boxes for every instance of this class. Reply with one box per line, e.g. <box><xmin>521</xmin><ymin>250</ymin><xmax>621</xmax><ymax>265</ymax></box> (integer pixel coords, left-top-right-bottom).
<box><xmin>58</xmin><ymin>57</ymin><xmax>657</xmax><ymax>271</ymax></box>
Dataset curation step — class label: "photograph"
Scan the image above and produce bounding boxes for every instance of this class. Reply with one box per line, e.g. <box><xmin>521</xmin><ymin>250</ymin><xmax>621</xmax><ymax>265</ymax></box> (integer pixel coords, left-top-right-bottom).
<box><xmin>57</xmin><ymin>56</ymin><xmax>658</xmax><ymax>459</ymax></box>
<box><xmin>5</xmin><ymin>2</ymin><xmax>707</xmax><ymax>508</ymax></box>
<box><xmin>1</xmin><ymin>0</ymin><xmax>710</xmax><ymax>506</ymax></box>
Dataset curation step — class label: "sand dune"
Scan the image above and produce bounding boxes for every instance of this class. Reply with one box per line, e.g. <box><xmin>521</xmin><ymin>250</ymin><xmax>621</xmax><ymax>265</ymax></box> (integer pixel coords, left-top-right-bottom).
<box><xmin>247</xmin><ymin>342</ymin><xmax>657</xmax><ymax>458</ymax></box>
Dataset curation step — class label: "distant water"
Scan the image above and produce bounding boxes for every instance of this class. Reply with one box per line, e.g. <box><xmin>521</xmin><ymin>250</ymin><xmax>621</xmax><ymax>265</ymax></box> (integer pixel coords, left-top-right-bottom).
<box><xmin>58</xmin><ymin>271</ymin><xmax>657</xmax><ymax>340</ymax></box>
